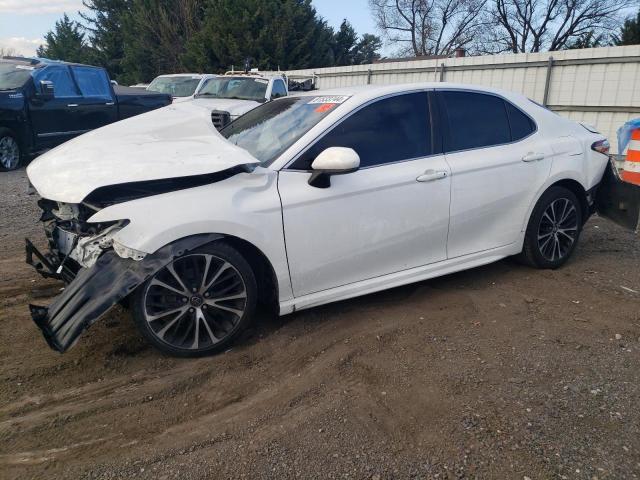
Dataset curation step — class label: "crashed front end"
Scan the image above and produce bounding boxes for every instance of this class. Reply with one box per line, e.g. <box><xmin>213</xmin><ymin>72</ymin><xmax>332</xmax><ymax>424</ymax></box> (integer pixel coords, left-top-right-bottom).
<box><xmin>25</xmin><ymin>198</ymin><xmax>221</xmax><ymax>352</ymax></box>
<box><xmin>25</xmin><ymin>197</ymin><xmax>150</xmax><ymax>351</ymax></box>
<box><xmin>26</xmin><ymin>199</ymin><xmax>141</xmax><ymax>284</ymax></box>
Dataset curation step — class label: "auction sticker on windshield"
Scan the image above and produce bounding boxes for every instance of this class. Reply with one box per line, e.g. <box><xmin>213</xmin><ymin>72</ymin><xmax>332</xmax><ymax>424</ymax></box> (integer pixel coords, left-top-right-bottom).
<box><xmin>308</xmin><ymin>96</ymin><xmax>350</xmax><ymax>104</ymax></box>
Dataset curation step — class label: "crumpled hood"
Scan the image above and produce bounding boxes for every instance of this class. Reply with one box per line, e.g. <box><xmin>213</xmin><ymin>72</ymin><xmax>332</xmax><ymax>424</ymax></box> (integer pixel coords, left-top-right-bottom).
<box><xmin>27</xmin><ymin>101</ymin><xmax>259</xmax><ymax>203</ymax></box>
<box><xmin>191</xmin><ymin>97</ymin><xmax>261</xmax><ymax>117</ymax></box>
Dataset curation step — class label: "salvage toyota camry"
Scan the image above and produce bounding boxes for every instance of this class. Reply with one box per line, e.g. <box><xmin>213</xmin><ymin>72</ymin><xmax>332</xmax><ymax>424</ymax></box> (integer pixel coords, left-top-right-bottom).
<box><xmin>26</xmin><ymin>83</ymin><xmax>617</xmax><ymax>357</ymax></box>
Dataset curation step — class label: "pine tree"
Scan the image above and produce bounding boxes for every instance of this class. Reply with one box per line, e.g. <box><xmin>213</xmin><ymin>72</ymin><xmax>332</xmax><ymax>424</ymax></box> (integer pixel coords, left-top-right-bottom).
<box><xmin>80</xmin><ymin>0</ymin><xmax>131</xmax><ymax>81</ymax></box>
<box><xmin>614</xmin><ymin>9</ymin><xmax>640</xmax><ymax>46</ymax></box>
<box><xmin>333</xmin><ymin>20</ymin><xmax>358</xmax><ymax>66</ymax></box>
<box><xmin>37</xmin><ymin>14</ymin><xmax>89</xmax><ymax>63</ymax></box>
<box><xmin>353</xmin><ymin>34</ymin><xmax>382</xmax><ymax>64</ymax></box>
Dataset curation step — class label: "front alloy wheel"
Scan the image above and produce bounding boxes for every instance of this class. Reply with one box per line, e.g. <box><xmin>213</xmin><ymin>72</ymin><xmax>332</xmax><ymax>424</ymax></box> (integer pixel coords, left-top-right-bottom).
<box><xmin>132</xmin><ymin>243</ymin><xmax>257</xmax><ymax>357</ymax></box>
<box><xmin>0</xmin><ymin>134</ymin><xmax>20</xmax><ymax>171</ymax></box>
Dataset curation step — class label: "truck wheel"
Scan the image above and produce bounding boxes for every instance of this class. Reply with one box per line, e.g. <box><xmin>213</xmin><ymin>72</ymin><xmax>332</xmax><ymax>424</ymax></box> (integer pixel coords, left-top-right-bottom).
<box><xmin>131</xmin><ymin>241</ymin><xmax>257</xmax><ymax>357</ymax></box>
<box><xmin>519</xmin><ymin>186</ymin><xmax>582</xmax><ymax>269</ymax></box>
<box><xmin>0</xmin><ymin>128</ymin><xmax>21</xmax><ymax>172</ymax></box>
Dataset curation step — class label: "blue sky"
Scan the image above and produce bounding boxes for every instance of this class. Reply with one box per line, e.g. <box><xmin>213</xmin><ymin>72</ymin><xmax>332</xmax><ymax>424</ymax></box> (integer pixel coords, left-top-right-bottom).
<box><xmin>0</xmin><ymin>0</ymin><xmax>380</xmax><ymax>56</ymax></box>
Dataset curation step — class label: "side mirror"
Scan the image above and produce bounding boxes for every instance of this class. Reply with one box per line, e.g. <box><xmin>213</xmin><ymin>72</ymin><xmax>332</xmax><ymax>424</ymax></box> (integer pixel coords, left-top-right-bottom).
<box><xmin>38</xmin><ymin>80</ymin><xmax>55</xmax><ymax>100</ymax></box>
<box><xmin>308</xmin><ymin>147</ymin><xmax>360</xmax><ymax>188</ymax></box>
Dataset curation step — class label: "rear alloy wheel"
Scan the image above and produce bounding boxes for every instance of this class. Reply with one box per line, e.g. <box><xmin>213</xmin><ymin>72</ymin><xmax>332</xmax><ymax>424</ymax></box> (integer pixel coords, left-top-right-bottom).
<box><xmin>519</xmin><ymin>186</ymin><xmax>582</xmax><ymax>269</ymax></box>
<box><xmin>132</xmin><ymin>242</ymin><xmax>257</xmax><ymax>357</ymax></box>
<box><xmin>0</xmin><ymin>133</ymin><xmax>21</xmax><ymax>171</ymax></box>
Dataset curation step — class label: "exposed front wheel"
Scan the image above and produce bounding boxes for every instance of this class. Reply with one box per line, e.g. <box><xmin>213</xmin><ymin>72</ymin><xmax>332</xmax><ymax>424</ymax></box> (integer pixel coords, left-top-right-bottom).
<box><xmin>519</xmin><ymin>186</ymin><xmax>582</xmax><ymax>269</ymax></box>
<box><xmin>0</xmin><ymin>129</ymin><xmax>21</xmax><ymax>172</ymax></box>
<box><xmin>131</xmin><ymin>242</ymin><xmax>257</xmax><ymax>357</ymax></box>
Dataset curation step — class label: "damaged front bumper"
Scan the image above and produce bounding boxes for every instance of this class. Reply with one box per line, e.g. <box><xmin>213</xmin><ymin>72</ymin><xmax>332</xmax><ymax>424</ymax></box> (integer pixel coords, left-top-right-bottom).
<box><xmin>26</xmin><ymin>234</ymin><xmax>221</xmax><ymax>353</ymax></box>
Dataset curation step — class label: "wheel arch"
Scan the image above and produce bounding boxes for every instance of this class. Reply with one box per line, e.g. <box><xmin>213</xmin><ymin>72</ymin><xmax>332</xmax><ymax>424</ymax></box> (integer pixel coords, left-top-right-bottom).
<box><xmin>548</xmin><ymin>178</ymin><xmax>589</xmax><ymax>225</ymax></box>
<box><xmin>209</xmin><ymin>234</ymin><xmax>280</xmax><ymax>315</ymax></box>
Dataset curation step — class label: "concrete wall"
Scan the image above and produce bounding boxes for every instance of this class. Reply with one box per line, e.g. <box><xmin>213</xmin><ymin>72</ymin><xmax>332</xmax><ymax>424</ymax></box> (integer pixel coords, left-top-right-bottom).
<box><xmin>282</xmin><ymin>45</ymin><xmax>640</xmax><ymax>153</ymax></box>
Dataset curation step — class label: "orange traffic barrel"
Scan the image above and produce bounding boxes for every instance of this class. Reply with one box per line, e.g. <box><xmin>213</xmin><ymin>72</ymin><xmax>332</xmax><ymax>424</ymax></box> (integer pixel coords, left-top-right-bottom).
<box><xmin>622</xmin><ymin>128</ymin><xmax>640</xmax><ymax>185</ymax></box>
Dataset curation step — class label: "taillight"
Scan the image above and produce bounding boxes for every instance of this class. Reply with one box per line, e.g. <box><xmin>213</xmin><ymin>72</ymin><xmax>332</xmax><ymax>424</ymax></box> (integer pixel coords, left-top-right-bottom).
<box><xmin>591</xmin><ymin>139</ymin><xmax>610</xmax><ymax>155</ymax></box>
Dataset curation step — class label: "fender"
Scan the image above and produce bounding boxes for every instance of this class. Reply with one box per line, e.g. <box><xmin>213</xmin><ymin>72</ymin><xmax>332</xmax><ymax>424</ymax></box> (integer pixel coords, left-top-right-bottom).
<box><xmin>29</xmin><ymin>233</ymin><xmax>222</xmax><ymax>353</ymax></box>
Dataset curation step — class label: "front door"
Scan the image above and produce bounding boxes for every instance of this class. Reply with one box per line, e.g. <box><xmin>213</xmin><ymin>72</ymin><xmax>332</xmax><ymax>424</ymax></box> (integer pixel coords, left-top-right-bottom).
<box><xmin>29</xmin><ymin>65</ymin><xmax>85</xmax><ymax>149</ymax></box>
<box><xmin>278</xmin><ymin>91</ymin><xmax>451</xmax><ymax>297</ymax></box>
<box><xmin>436</xmin><ymin>90</ymin><xmax>554</xmax><ymax>258</ymax></box>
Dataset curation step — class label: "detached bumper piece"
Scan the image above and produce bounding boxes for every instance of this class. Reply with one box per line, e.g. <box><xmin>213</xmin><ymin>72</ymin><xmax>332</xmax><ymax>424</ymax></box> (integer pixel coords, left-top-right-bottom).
<box><xmin>28</xmin><ymin>234</ymin><xmax>221</xmax><ymax>353</ymax></box>
<box><xmin>596</xmin><ymin>158</ymin><xmax>640</xmax><ymax>233</ymax></box>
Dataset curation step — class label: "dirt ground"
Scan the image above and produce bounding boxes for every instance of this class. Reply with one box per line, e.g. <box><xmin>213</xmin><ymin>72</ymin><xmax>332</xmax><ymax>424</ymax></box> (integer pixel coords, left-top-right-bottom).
<box><xmin>1</xmin><ymin>168</ymin><xmax>639</xmax><ymax>480</ymax></box>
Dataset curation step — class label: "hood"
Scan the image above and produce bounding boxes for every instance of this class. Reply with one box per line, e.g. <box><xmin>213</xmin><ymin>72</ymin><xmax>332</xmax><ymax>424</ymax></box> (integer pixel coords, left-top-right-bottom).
<box><xmin>27</xmin><ymin>102</ymin><xmax>259</xmax><ymax>203</ymax></box>
<box><xmin>191</xmin><ymin>97</ymin><xmax>261</xmax><ymax>117</ymax></box>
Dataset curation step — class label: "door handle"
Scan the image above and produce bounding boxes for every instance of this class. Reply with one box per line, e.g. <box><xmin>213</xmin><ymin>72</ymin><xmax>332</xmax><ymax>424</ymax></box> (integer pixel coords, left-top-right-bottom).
<box><xmin>416</xmin><ymin>170</ymin><xmax>448</xmax><ymax>182</ymax></box>
<box><xmin>522</xmin><ymin>152</ymin><xmax>545</xmax><ymax>162</ymax></box>
<box><xmin>67</xmin><ymin>103</ymin><xmax>79</xmax><ymax>107</ymax></box>
<box><xmin>105</xmin><ymin>102</ymin><xmax>115</xmax><ymax>106</ymax></box>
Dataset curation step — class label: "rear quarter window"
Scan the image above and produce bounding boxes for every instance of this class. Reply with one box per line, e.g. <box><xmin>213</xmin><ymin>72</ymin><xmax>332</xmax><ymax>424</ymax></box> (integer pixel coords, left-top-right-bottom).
<box><xmin>505</xmin><ymin>101</ymin><xmax>536</xmax><ymax>141</ymax></box>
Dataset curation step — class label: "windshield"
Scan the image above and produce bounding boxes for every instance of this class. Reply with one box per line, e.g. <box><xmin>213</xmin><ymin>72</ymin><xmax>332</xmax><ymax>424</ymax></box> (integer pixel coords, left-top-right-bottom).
<box><xmin>147</xmin><ymin>76</ymin><xmax>201</xmax><ymax>97</ymax></box>
<box><xmin>0</xmin><ymin>63</ymin><xmax>33</xmax><ymax>91</ymax></box>
<box><xmin>221</xmin><ymin>96</ymin><xmax>350</xmax><ymax>165</ymax></box>
<box><xmin>197</xmin><ymin>77</ymin><xmax>268</xmax><ymax>102</ymax></box>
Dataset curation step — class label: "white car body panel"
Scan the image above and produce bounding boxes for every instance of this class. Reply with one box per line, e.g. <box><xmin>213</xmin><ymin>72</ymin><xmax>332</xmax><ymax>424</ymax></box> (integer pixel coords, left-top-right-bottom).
<box><xmin>27</xmin><ymin>102</ymin><xmax>258</xmax><ymax>203</ymax></box>
<box><xmin>279</xmin><ymin>155</ymin><xmax>451</xmax><ymax>297</ymax></box>
<box><xmin>27</xmin><ymin>82</ymin><xmax>610</xmax><ymax>317</ymax></box>
<box><xmin>89</xmin><ymin>167</ymin><xmax>295</xmax><ymax>305</ymax></box>
<box><xmin>190</xmin><ymin>98</ymin><xmax>261</xmax><ymax>120</ymax></box>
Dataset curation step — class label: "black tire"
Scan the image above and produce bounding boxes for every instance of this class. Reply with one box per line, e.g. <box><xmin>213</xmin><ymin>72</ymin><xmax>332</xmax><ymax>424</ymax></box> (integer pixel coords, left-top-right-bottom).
<box><xmin>0</xmin><ymin>128</ymin><xmax>22</xmax><ymax>172</ymax></box>
<box><xmin>519</xmin><ymin>186</ymin><xmax>583</xmax><ymax>269</ymax></box>
<box><xmin>131</xmin><ymin>241</ymin><xmax>257</xmax><ymax>357</ymax></box>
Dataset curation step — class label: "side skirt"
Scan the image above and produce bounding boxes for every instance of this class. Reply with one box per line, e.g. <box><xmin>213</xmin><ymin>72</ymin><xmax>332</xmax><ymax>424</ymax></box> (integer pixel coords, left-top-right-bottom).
<box><xmin>279</xmin><ymin>244</ymin><xmax>519</xmax><ymax>314</ymax></box>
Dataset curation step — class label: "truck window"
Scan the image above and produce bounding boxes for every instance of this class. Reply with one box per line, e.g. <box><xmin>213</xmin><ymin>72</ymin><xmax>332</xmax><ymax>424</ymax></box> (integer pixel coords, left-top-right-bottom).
<box><xmin>271</xmin><ymin>80</ymin><xmax>287</xmax><ymax>99</ymax></box>
<box><xmin>71</xmin><ymin>66</ymin><xmax>112</xmax><ymax>98</ymax></box>
<box><xmin>35</xmin><ymin>66</ymin><xmax>79</xmax><ymax>98</ymax></box>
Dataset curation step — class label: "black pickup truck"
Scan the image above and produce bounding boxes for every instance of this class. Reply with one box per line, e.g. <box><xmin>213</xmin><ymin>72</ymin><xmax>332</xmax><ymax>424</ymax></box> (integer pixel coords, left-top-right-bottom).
<box><xmin>0</xmin><ymin>57</ymin><xmax>171</xmax><ymax>171</ymax></box>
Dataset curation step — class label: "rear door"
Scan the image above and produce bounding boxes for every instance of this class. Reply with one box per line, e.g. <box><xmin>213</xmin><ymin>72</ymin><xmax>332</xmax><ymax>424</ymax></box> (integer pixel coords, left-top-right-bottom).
<box><xmin>436</xmin><ymin>90</ymin><xmax>554</xmax><ymax>258</ymax></box>
<box><xmin>29</xmin><ymin>65</ymin><xmax>84</xmax><ymax>149</ymax></box>
<box><xmin>70</xmin><ymin>66</ymin><xmax>118</xmax><ymax>130</ymax></box>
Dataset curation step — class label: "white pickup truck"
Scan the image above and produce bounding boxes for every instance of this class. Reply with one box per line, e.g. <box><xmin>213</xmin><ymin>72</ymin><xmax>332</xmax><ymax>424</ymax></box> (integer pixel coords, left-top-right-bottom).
<box><xmin>192</xmin><ymin>71</ymin><xmax>289</xmax><ymax>130</ymax></box>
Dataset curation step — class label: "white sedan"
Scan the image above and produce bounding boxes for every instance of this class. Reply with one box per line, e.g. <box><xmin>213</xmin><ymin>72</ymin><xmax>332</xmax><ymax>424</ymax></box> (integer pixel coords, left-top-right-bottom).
<box><xmin>26</xmin><ymin>83</ymin><xmax>615</xmax><ymax>356</ymax></box>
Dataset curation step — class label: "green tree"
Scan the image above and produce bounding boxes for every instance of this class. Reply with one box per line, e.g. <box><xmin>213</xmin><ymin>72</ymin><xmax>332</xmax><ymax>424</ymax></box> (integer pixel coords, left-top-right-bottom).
<box><xmin>353</xmin><ymin>33</ymin><xmax>382</xmax><ymax>64</ymax></box>
<box><xmin>614</xmin><ymin>9</ymin><xmax>640</xmax><ymax>45</ymax></box>
<box><xmin>565</xmin><ymin>31</ymin><xmax>607</xmax><ymax>49</ymax></box>
<box><xmin>80</xmin><ymin>0</ymin><xmax>131</xmax><ymax>81</ymax></box>
<box><xmin>121</xmin><ymin>0</ymin><xmax>205</xmax><ymax>83</ymax></box>
<box><xmin>189</xmin><ymin>0</ymin><xmax>335</xmax><ymax>73</ymax></box>
<box><xmin>37</xmin><ymin>14</ymin><xmax>89</xmax><ymax>63</ymax></box>
<box><xmin>333</xmin><ymin>19</ymin><xmax>358</xmax><ymax>66</ymax></box>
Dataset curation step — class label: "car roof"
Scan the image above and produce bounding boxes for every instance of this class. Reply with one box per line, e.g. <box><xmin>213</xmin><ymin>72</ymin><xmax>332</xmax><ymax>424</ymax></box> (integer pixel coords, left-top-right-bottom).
<box><xmin>294</xmin><ymin>82</ymin><xmax>529</xmax><ymax>105</ymax></box>
<box><xmin>0</xmin><ymin>56</ymin><xmax>100</xmax><ymax>69</ymax></box>
<box><xmin>156</xmin><ymin>73</ymin><xmax>210</xmax><ymax>78</ymax></box>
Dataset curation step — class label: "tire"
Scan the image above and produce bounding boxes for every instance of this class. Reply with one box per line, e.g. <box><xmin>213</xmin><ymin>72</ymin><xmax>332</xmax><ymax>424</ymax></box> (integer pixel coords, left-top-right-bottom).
<box><xmin>0</xmin><ymin>128</ymin><xmax>22</xmax><ymax>172</ymax></box>
<box><xmin>131</xmin><ymin>241</ymin><xmax>257</xmax><ymax>357</ymax></box>
<box><xmin>519</xmin><ymin>186</ymin><xmax>583</xmax><ymax>269</ymax></box>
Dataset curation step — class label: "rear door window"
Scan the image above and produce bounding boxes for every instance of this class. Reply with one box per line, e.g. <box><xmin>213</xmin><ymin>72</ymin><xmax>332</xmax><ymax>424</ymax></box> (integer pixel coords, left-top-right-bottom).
<box><xmin>71</xmin><ymin>66</ymin><xmax>112</xmax><ymax>98</ymax></box>
<box><xmin>440</xmin><ymin>91</ymin><xmax>511</xmax><ymax>152</ymax></box>
<box><xmin>292</xmin><ymin>92</ymin><xmax>431</xmax><ymax>169</ymax></box>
